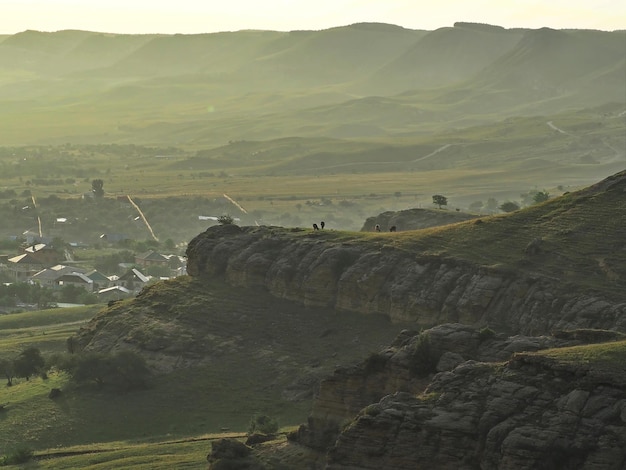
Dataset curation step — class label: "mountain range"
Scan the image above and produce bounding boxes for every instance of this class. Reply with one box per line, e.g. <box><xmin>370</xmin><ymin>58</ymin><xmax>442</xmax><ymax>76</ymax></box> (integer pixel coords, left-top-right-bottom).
<box><xmin>1</xmin><ymin>22</ymin><xmax>624</xmax><ymax>147</ymax></box>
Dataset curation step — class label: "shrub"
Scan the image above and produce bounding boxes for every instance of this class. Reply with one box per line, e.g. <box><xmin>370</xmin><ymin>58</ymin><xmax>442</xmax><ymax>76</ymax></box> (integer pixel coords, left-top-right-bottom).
<box><xmin>248</xmin><ymin>414</ymin><xmax>278</xmax><ymax>436</ymax></box>
<box><xmin>478</xmin><ymin>327</ymin><xmax>496</xmax><ymax>342</ymax></box>
<box><xmin>53</xmin><ymin>350</ymin><xmax>151</xmax><ymax>391</ymax></box>
<box><xmin>217</xmin><ymin>214</ymin><xmax>234</xmax><ymax>225</ymax></box>
<box><xmin>1</xmin><ymin>445</ymin><xmax>34</xmax><ymax>465</ymax></box>
<box><xmin>13</xmin><ymin>347</ymin><xmax>45</xmax><ymax>381</ymax></box>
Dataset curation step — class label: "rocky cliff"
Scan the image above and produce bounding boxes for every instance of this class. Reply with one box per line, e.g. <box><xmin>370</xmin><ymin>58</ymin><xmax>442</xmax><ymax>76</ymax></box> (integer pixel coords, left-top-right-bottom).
<box><xmin>186</xmin><ymin>172</ymin><xmax>626</xmax><ymax>335</ymax></box>
<box><xmin>186</xmin><ymin>226</ymin><xmax>626</xmax><ymax>337</ymax></box>
<box><xmin>320</xmin><ymin>325</ymin><xmax>626</xmax><ymax>469</ymax></box>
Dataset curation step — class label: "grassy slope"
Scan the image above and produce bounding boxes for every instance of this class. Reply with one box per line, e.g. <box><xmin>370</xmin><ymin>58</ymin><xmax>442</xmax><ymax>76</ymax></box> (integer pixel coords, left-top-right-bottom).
<box><xmin>0</xmin><ymin>277</ymin><xmax>412</xmax><ymax>452</ymax></box>
<box><xmin>329</xmin><ymin>170</ymin><xmax>626</xmax><ymax>298</ymax></box>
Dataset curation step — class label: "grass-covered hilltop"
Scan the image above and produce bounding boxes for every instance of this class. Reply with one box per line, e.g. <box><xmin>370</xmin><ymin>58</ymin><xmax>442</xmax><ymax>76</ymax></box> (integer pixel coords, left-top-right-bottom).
<box><xmin>0</xmin><ymin>20</ymin><xmax>625</xmax><ymax>469</ymax></box>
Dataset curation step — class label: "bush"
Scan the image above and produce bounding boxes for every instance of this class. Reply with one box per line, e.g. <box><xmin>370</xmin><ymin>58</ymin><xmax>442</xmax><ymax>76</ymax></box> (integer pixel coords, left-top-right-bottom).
<box><xmin>1</xmin><ymin>445</ymin><xmax>34</xmax><ymax>465</ymax></box>
<box><xmin>13</xmin><ymin>347</ymin><xmax>45</xmax><ymax>381</ymax></box>
<box><xmin>217</xmin><ymin>214</ymin><xmax>235</xmax><ymax>225</ymax></box>
<box><xmin>248</xmin><ymin>414</ymin><xmax>278</xmax><ymax>436</ymax></box>
<box><xmin>478</xmin><ymin>327</ymin><xmax>496</xmax><ymax>342</ymax></box>
<box><xmin>53</xmin><ymin>350</ymin><xmax>151</xmax><ymax>391</ymax></box>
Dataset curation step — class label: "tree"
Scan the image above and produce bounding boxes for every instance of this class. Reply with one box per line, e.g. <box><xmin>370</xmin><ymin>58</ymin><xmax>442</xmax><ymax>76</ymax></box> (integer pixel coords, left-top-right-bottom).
<box><xmin>91</xmin><ymin>179</ymin><xmax>104</xmax><ymax>198</ymax></box>
<box><xmin>217</xmin><ymin>214</ymin><xmax>234</xmax><ymax>225</ymax></box>
<box><xmin>0</xmin><ymin>358</ymin><xmax>15</xmax><ymax>386</ymax></box>
<box><xmin>59</xmin><ymin>284</ymin><xmax>83</xmax><ymax>303</ymax></box>
<box><xmin>248</xmin><ymin>414</ymin><xmax>279</xmax><ymax>436</ymax></box>
<box><xmin>13</xmin><ymin>347</ymin><xmax>45</xmax><ymax>381</ymax></box>
<box><xmin>469</xmin><ymin>200</ymin><xmax>484</xmax><ymax>212</ymax></box>
<box><xmin>486</xmin><ymin>197</ymin><xmax>498</xmax><ymax>213</ymax></box>
<box><xmin>533</xmin><ymin>190</ymin><xmax>550</xmax><ymax>204</ymax></box>
<box><xmin>499</xmin><ymin>201</ymin><xmax>520</xmax><ymax>213</ymax></box>
<box><xmin>163</xmin><ymin>238</ymin><xmax>176</xmax><ymax>251</ymax></box>
<box><xmin>432</xmin><ymin>194</ymin><xmax>448</xmax><ymax>209</ymax></box>
<box><xmin>54</xmin><ymin>350</ymin><xmax>151</xmax><ymax>391</ymax></box>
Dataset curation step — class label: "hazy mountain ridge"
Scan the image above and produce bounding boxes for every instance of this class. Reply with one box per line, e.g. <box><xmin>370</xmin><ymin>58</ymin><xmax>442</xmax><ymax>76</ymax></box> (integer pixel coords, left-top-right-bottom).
<box><xmin>0</xmin><ymin>23</ymin><xmax>623</xmax><ymax>146</ymax></box>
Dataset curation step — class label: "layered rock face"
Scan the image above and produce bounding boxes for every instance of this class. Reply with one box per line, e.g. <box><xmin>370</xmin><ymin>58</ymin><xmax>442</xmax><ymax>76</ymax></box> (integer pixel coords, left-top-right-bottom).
<box><xmin>186</xmin><ymin>225</ymin><xmax>626</xmax><ymax>335</ymax></box>
<box><xmin>326</xmin><ymin>352</ymin><xmax>626</xmax><ymax>470</ymax></box>
<box><xmin>287</xmin><ymin>324</ymin><xmax>626</xmax><ymax>469</ymax></box>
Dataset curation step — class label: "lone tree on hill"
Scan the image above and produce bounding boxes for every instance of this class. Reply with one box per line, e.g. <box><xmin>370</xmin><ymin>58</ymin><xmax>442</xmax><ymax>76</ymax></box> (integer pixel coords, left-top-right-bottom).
<box><xmin>13</xmin><ymin>347</ymin><xmax>45</xmax><ymax>381</ymax></box>
<box><xmin>533</xmin><ymin>190</ymin><xmax>550</xmax><ymax>204</ymax></box>
<box><xmin>91</xmin><ymin>179</ymin><xmax>104</xmax><ymax>198</ymax></box>
<box><xmin>217</xmin><ymin>214</ymin><xmax>235</xmax><ymax>225</ymax></box>
<box><xmin>432</xmin><ymin>194</ymin><xmax>448</xmax><ymax>209</ymax></box>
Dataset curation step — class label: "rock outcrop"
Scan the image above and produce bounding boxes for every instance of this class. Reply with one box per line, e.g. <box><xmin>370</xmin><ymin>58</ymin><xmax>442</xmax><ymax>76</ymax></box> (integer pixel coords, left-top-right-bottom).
<box><xmin>326</xmin><ymin>350</ymin><xmax>626</xmax><ymax>469</ymax></box>
<box><xmin>283</xmin><ymin>323</ymin><xmax>626</xmax><ymax>469</ymax></box>
<box><xmin>361</xmin><ymin>208</ymin><xmax>478</xmax><ymax>232</ymax></box>
<box><xmin>186</xmin><ymin>224</ymin><xmax>626</xmax><ymax>335</ymax></box>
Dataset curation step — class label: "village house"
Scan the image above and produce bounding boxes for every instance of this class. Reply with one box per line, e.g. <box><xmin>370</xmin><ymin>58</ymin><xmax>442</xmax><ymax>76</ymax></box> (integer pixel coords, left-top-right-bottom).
<box><xmin>116</xmin><ymin>268</ymin><xmax>150</xmax><ymax>293</ymax></box>
<box><xmin>55</xmin><ymin>272</ymin><xmax>94</xmax><ymax>291</ymax></box>
<box><xmin>134</xmin><ymin>250</ymin><xmax>169</xmax><ymax>268</ymax></box>
<box><xmin>6</xmin><ymin>253</ymin><xmax>47</xmax><ymax>281</ymax></box>
<box><xmin>21</xmin><ymin>243</ymin><xmax>62</xmax><ymax>265</ymax></box>
<box><xmin>85</xmin><ymin>270</ymin><xmax>111</xmax><ymax>291</ymax></box>
<box><xmin>30</xmin><ymin>265</ymin><xmax>88</xmax><ymax>288</ymax></box>
<box><xmin>98</xmin><ymin>285</ymin><xmax>132</xmax><ymax>302</ymax></box>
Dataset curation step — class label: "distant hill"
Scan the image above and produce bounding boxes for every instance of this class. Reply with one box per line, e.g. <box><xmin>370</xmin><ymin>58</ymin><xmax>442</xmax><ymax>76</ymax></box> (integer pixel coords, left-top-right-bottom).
<box><xmin>0</xmin><ymin>23</ymin><xmax>624</xmax><ymax>146</ymax></box>
<box><xmin>361</xmin><ymin>208</ymin><xmax>479</xmax><ymax>232</ymax></box>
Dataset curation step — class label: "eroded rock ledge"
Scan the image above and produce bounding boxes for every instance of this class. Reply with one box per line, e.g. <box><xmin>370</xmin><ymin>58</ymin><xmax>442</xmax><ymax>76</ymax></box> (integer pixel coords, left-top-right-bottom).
<box><xmin>186</xmin><ymin>225</ymin><xmax>626</xmax><ymax>335</ymax></box>
<box><xmin>289</xmin><ymin>323</ymin><xmax>626</xmax><ymax>469</ymax></box>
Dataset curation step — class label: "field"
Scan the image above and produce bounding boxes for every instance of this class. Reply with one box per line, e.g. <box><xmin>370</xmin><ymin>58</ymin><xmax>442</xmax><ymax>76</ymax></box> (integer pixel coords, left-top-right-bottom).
<box><xmin>0</xmin><ymin>303</ymin><xmax>305</xmax><ymax>468</ymax></box>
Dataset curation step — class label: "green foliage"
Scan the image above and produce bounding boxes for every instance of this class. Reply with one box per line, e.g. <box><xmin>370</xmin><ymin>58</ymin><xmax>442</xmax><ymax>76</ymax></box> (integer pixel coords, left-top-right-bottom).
<box><xmin>533</xmin><ymin>190</ymin><xmax>550</xmax><ymax>204</ymax></box>
<box><xmin>54</xmin><ymin>350</ymin><xmax>151</xmax><ymax>391</ymax></box>
<box><xmin>432</xmin><ymin>194</ymin><xmax>448</xmax><ymax>209</ymax></box>
<box><xmin>0</xmin><ymin>357</ymin><xmax>15</xmax><ymax>386</ymax></box>
<box><xmin>499</xmin><ymin>201</ymin><xmax>520</xmax><ymax>213</ymax></box>
<box><xmin>248</xmin><ymin>414</ymin><xmax>279</xmax><ymax>436</ymax></box>
<box><xmin>486</xmin><ymin>197</ymin><xmax>498</xmax><ymax>212</ymax></box>
<box><xmin>0</xmin><ymin>282</ymin><xmax>54</xmax><ymax>306</ymax></box>
<box><xmin>478</xmin><ymin>327</ymin><xmax>496</xmax><ymax>342</ymax></box>
<box><xmin>217</xmin><ymin>214</ymin><xmax>235</xmax><ymax>225</ymax></box>
<box><xmin>13</xmin><ymin>347</ymin><xmax>45</xmax><ymax>380</ymax></box>
<box><xmin>91</xmin><ymin>179</ymin><xmax>104</xmax><ymax>198</ymax></box>
<box><xmin>93</xmin><ymin>250</ymin><xmax>135</xmax><ymax>274</ymax></box>
<box><xmin>362</xmin><ymin>404</ymin><xmax>381</xmax><ymax>417</ymax></box>
<box><xmin>0</xmin><ymin>445</ymin><xmax>34</xmax><ymax>466</ymax></box>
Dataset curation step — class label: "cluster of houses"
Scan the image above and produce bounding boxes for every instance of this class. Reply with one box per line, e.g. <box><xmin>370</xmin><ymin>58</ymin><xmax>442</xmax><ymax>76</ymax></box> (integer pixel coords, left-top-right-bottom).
<box><xmin>0</xmin><ymin>241</ymin><xmax>186</xmax><ymax>304</ymax></box>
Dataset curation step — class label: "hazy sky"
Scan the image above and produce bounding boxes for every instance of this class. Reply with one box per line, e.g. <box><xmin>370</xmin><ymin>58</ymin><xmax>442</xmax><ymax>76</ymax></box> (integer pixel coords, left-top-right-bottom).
<box><xmin>2</xmin><ymin>0</ymin><xmax>625</xmax><ymax>35</ymax></box>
